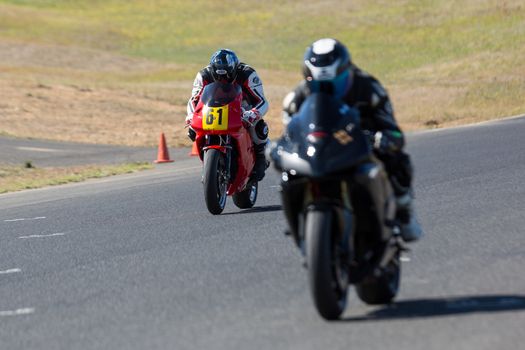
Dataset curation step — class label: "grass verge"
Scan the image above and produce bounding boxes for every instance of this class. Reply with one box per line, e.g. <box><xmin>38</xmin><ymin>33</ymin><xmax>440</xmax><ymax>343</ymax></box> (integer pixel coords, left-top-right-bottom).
<box><xmin>0</xmin><ymin>162</ymin><xmax>153</xmax><ymax>194</ymax></box>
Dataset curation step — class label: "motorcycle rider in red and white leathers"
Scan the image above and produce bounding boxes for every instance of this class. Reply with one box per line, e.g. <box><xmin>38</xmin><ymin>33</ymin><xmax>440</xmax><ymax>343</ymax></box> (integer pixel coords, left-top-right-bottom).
<box><xmin>282</xmin><ymin>38</ymin><xmax>423</xmax><ymax>242</ymax></box>
<box><xmin>186</xmin><ymin>49</ymin><xmax>270</xmax><ymax>181</ymax></box>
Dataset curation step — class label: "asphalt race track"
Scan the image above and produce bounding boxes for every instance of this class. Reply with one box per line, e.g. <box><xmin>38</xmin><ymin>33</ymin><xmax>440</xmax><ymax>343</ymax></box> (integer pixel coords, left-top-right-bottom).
<box><xmin>0</xmin><ymin>135</ymin><xmax>163</xmax><ymax>167</ymax></box>
<box><xmin>1</xmin><ymin>117</ymin><xmax>524</xmax><ymax>349</ymax></box>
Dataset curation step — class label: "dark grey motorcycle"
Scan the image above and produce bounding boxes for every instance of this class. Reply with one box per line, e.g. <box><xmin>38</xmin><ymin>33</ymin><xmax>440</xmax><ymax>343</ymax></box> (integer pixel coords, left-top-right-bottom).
<box><xmin>269</xmin><ymin>92</ymin><xmax>405</xmax><ymax>320</ymax></box>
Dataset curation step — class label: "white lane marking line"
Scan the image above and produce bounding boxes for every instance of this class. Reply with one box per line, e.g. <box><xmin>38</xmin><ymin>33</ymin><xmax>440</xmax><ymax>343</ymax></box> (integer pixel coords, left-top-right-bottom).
<box><xmin>0</xmin><ymin>308</ymin><xmax>35</xmax><ymax>317</ymax></box>
<box><xmin>0</xmin><ymin>268</ymin><xmax>22</xmax><ymax>274</ymax></box>
<box><xmin>400</xmin><ymin>256</ymin><xmax>411</xmax><ymax>262</ymax></box>
<box><xmin>4</xmin><ymin>216</ymin><xmax>46</xmax><ymax>222</ymax></box>
<box><xmin>16</xmin><ymin>146</ymin><xmax>65</xmax><ymax>153</ymax></box>
<box><xmin>18</xmin><ymin>232</ymin><xmax>66</xmax><ymax>239</ymax></box>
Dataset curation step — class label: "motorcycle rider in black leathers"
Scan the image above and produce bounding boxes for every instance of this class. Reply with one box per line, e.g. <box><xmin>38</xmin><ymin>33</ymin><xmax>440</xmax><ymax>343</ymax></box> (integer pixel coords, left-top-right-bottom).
<box><xmin>282</xmin><ymin>38</ymin><xmax>423</xmax><ymax>242</ymax></box>
<box><xmin>186</xmin><ymin>49</ymin><xmax>270</xmax><ymax>181</ymax></box>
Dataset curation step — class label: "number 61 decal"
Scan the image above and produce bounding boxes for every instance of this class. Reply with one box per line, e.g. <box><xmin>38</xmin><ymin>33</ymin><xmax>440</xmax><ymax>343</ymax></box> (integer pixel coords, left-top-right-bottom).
<box><xmin>202</xmin><ymin>106</ymin><xmax>229</xmax><ymax>130</ymax></box>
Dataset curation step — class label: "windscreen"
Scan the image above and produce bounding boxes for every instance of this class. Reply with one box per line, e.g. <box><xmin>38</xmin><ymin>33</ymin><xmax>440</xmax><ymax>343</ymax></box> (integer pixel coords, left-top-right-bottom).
<box><xmin>200</xmin><ymin>82</ymin><xmax>242</xmax><ymax>107</ymax></box>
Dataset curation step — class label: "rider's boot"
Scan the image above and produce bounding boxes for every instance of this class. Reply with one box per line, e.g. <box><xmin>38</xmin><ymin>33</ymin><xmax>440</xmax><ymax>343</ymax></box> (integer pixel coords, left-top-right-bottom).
<box><xmin>253</xmin><ymin>142</ymin><xmax>269</xmax><ymax>182</ymax></box>
<box><xmin>396</xmin><ymin>189</ymin><xmax>423</xmax><ymax>242</ymax></box>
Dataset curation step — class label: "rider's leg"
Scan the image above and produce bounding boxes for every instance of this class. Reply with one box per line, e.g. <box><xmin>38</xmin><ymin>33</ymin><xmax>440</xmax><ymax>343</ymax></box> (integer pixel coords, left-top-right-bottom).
<box><xmin>381</xmin><ymin>151</ymin><xmax>423</xmax><ymax>242</ymax></box>
<box><xmin>249</xmin><ymin>119</ymin><xmax>269</xmax><ymax>181</ymax></box>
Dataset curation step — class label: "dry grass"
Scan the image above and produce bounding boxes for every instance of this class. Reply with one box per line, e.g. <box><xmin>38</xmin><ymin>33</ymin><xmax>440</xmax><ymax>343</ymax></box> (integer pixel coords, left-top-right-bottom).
<box><xmin>0</xmin><ymin>40</ymin><xmax>296</xmax><ymax>146</ymax></box>
<box><xmin>0</xmin><ymin>162</ymin><xmax>152</xmax><ymax>194</ymax></box>
<box><xmin>390</xmin><ymin>46</ymin><xmax>525</xmax><ymax>130</ymax></box>
<box><xmin>1</xmin><ymin>0</ymin><xmax>524</xmax><ymax>146</ymax></box>
<box><xmin>2</xmin><ymin>41</ymin><xmax>522</xmax><ymax>147</ymax></box>
<box><xmin>0</xmin><ymin>76</ymin><xmax>186</xmax><ymax>146</ymax></box>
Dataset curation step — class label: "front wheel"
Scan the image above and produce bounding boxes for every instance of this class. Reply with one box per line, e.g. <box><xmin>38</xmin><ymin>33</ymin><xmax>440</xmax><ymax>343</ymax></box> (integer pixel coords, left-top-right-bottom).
<box><xmin>203</xmin><ymin>149</ymin><xmax>228</xmax><ymax>215</ymax></box>
<box><xmin>232</xmin><ymin>181</ymin><xmax>258</xmax><ymax>209</ymax></box>
<box><xmin>306</xmin><ymin>209</ymin><xmax>348</xmax><ymax>320</ymax></box>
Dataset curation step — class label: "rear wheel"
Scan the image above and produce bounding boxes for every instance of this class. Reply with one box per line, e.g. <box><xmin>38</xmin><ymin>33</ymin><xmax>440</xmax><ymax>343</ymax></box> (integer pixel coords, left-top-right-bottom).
<box><xmin>203</xmin><ymin>149</ymin><xmax>228</xmax><ymax>215</ymax></box>
<box><xmin>306</xmin><ymin>209</ymin><xmax>348</xmax><ymax>320</ymax></box>
<box><xmin>355</xmin><ymin>252</ymin><xmax>400</xmax><ymax>305</ymax></box>
<box><xmin>232</xmin><ymin>181</ymin><xmax>258</xmax><ymax>209</ymax></box>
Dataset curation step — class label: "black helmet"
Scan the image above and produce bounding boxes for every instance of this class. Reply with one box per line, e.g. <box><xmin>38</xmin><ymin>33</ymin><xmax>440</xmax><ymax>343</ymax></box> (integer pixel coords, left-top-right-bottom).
<box><xmin>210</xmin><ymin>49</ymin><xmax>239</xmax><ymax>83</ymax></box>
<box><xmin>302</xmin><ymin>38</ymin><xmax>352</xmax><ymax>98</ymax></box>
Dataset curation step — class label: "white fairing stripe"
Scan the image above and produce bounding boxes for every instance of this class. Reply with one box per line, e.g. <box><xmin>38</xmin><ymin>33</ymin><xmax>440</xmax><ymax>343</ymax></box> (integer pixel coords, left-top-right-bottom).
<box><xmin>246</xmin><ymin>71</ymin><xmax>268</xmax><ymax>117</ymax></box>
<box><xmin>186</xmin><ymin>72</ymin><xmax>204</xmax><ymax>118</ymax></box>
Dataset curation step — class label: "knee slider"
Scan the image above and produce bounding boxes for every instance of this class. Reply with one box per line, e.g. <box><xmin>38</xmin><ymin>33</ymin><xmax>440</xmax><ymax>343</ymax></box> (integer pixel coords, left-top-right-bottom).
<box><xmin>250</xmin><ymin>119</ymin><xmax>269</xmax><ymax>145</ymax></box>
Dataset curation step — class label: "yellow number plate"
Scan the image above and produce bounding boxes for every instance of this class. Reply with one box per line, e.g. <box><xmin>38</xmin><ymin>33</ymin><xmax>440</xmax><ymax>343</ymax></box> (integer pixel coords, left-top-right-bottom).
<box><xmin>202</xmin><ymin>106</ymin><xmax>228</xmax><ymax>130</ymax></box>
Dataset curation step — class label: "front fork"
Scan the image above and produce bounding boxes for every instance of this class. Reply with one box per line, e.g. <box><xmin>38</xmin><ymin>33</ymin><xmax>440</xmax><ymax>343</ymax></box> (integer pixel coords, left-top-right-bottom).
<box><xmin>201</xmin><ymin>134</ymin><xmax>232</xmax><ymax>185</ymax></box>
<box><xmin>294</xmin><ymin>180</ymin><xmax>354</xmax><ymax>260</ymax></box>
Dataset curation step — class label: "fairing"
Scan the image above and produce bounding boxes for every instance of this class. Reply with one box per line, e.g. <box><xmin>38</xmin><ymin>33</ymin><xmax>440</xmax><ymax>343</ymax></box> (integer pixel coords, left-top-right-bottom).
<box><xmin>191</xmin><ymin>82</ymin><xmax>244</xmax><ymax>133</ymax></box>
<box><xmin>271</xmin><ymin>92</ymin><xmax>371</xmax><ymax>178</ymax></box>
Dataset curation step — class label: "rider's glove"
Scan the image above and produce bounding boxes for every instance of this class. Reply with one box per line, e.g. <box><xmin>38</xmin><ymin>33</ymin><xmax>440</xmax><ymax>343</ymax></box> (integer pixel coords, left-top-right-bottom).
<box><xmin>373</xmin><ymin>131</ymin><xmax>399</xmax><ymax>153</ymax></box>
<box><xmin>185</xmin><ymin>115</ymin><xmax>195</xmax><ymax>141</ymax></box>
<box><xmin>242</xmin><ymin>108</ymin><xmax>260</xmax><ymax>126</ymax></box>
<box><xmin>187</xmin><ymin>126</ymin><xmax>196</xmax><ymax>142</ymax></box>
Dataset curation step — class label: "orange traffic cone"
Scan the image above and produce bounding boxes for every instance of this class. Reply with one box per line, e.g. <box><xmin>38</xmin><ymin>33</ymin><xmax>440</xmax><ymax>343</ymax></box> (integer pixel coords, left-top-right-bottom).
<box><xmin>189</xmin><ymin>142</ymin><xmax>199</xmax><ymax>157</ymax></box>
<box><xmin>154</xmin><ymin>132</ymin><xmax>174</xmax><ymax>163</ymax></box>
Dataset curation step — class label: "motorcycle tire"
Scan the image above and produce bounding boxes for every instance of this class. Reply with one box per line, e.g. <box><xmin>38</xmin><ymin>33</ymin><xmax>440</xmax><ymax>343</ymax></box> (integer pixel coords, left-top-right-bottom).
<box><xmin>203</xmin><ymin>149</ymin><xmax>228</xmax><ymax>215</ymax></box>
<box><xmin>355</xmin><ymin>251</ymin><xmax>400</xmax><ymax>305</ymax></box>
<box><xmin>232</xmin><ymin>181</ymin><xmax>258</xmax><ymax>209</ymax></box>
<box><xmin>306</xmin><ymin>209</ymin><xmax>348</xmax><ymax>320</ymax></box>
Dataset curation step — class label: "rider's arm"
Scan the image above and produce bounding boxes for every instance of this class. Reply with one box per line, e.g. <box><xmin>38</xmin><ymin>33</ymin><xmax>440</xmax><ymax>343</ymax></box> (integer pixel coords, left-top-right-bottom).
<box><xmin>241</xmin><ymin>69</ymin><xmax>269</xmax><ymax>119</ymax></box>
<box><xmin>368</xmin><ymin>79</ymin><xmax>405</xmax><ymax>153</ymax></box>
<box><xmin>186</xmin><ymin>72</ymin><xmax>205</xmax><ymax>123</ymax></box>
<box><xmin>282</xmin><ymin>81</ymin><xmax>307</xmax><ymax>126</ymax></box>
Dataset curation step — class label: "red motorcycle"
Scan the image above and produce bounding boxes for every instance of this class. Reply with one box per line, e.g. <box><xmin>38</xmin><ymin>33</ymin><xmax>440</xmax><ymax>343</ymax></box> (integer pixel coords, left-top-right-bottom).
<box><xmin>190</xmin><ymin>81</ymin><xmax>259</xmax><ymax>215</ymax></box>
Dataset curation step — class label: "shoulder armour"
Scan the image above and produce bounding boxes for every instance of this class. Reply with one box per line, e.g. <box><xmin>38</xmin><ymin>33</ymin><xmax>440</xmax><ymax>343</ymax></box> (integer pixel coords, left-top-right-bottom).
<box><xmin>236</xmin><ymin>63</ymin><xmax>256</xmax><ymax>83</ymax></box>
<box><xmin>200</xmin><ymin>66</ymin><xmax>214</xmax><ymax>84</ymax></box>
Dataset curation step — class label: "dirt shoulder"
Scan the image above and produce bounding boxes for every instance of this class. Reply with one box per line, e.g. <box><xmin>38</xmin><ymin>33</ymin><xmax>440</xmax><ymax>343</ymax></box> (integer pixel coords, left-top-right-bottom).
<box><xmin>0</xmin><ymin>40</ymin><xmax>186</xmax><ymax>147</ymax></box>
<box><xmin>0</xmin><ymin>40</ymin><xmax>293</xmax><ymax>148</ymax></box>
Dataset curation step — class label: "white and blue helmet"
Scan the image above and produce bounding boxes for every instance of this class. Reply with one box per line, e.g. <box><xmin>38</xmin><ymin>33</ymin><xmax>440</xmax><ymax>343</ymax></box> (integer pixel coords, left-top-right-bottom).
<box><xmin>302</xmin><ymin>38</ymin><xmax>352</xmax><ymax>98</ymax></box>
